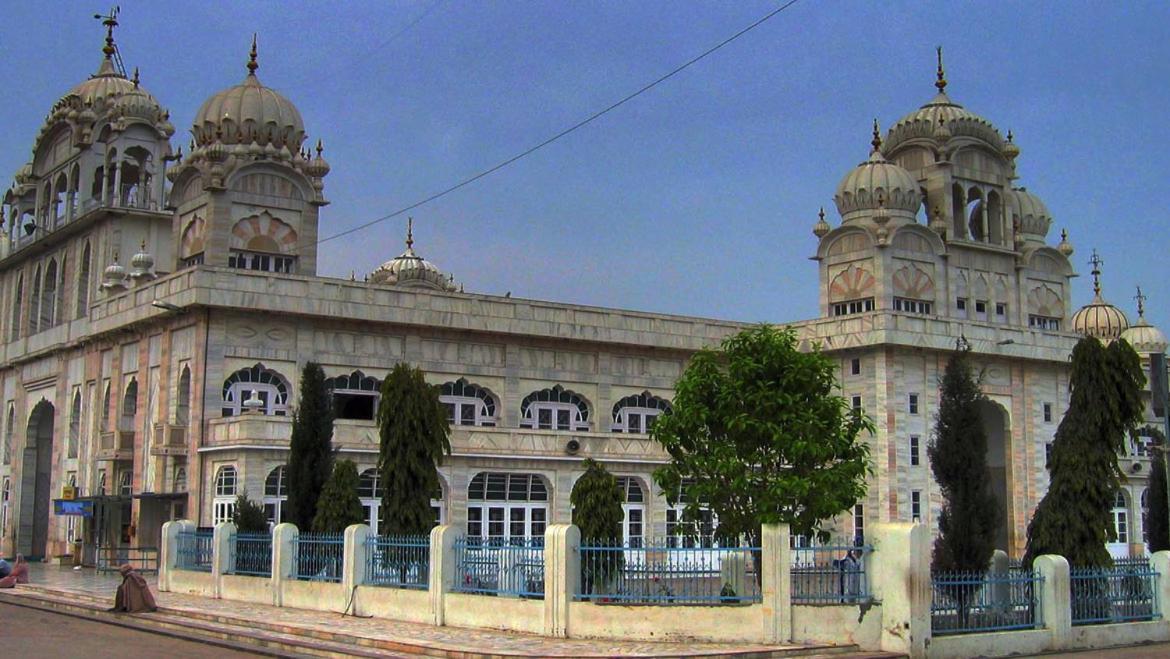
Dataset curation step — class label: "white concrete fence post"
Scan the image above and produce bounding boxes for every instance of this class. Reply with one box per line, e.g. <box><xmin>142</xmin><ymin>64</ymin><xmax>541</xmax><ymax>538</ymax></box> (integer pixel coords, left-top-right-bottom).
<box><xmin>989</xmin><ymin>549</ymin><xmax>1010</xmax><ymax>611</ymax></box>
<box><xmin>871</xmin><ymin>522</ymin><xmax>930</xmax><ymax>659</ymax></box>
<box><xmin>211</xmin><ymin>521</ymin><xmax>236</xmax><ymax>599</ymax></box>
<box><xmin>428</xmin><ymin>524</ymin><xmax>458</xmax><ymax>627</ymax></box>
<box><xmin>761</xmin><ymin>523</ymin><xmax>791</xmax><ymax>643</ymax></box>
<box><xmin>544</xmin><ymin>523</ymin><xmax>579</xmax><ymax>638</ymax></box>
<box><xmin>1034</xmin><ymin>554</ymin><xmax>1071</xmax><ymax>650</ymax></box>
<box><xmin>158</xmin><ymin>518</ymin><xmax>194</xmax><ymax>593</ymax></box>
<box><xmin>271</xmin><ymin>522</ymin><xmax>299</xmax><ymax>608</ymax></box>
<box><xmin>1151</xmin><ymin>551</ymin><xmax>1170</xmax><ymax>622</ymax></box>
<box><xmin>344</xmin><ymin>524</ymin><xmax>372</xmax><ymax>594</ymax></box>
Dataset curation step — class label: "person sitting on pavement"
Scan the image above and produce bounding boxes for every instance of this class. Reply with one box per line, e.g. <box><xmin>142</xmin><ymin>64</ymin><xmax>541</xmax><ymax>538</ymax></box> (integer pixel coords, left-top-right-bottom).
<box><xmin>110</xmin><ymin>563</ymin><xmax>157</xmax><ymax>613</ymax></box>
<box><xmin>0</xmin><ymin>555</ymin><xmax>29</xmax><ymax>588</ymax></box>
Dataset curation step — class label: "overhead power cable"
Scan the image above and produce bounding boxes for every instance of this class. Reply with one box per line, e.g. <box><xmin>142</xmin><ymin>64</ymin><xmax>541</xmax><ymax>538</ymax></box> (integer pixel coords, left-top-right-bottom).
<box><xmin>317</xmin><ymin>0</ymin><xmax>803</xmax><ymax>246</ymax></box>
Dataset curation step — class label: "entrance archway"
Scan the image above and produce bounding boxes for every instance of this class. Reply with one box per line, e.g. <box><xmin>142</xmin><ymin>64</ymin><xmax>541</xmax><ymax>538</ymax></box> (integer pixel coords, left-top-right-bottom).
<box><xmin>18</xmin><ymin>399</ymin><xmax>55</xmax><ymax>558</ymax></box>
<box><xmin>978</xmin><ymin>399</ymin><xmax>1011</xmax><ymax>553</ymax></box>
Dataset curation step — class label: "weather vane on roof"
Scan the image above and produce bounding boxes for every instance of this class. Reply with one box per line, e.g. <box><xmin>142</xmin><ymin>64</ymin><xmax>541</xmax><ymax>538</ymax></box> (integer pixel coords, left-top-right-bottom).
<box><xmin>94</xmin><ymin>6</ymin><xmax>127</xmax><ymax>77</ymax></box>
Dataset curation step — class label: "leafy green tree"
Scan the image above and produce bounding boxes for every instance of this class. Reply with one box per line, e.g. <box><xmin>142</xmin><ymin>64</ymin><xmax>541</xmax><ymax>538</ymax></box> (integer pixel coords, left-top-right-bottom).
<box><xmin>377</xmin><ymin>363</ymin><xmax>451</xmax><ymax>536</ymax></box>
<box><xmin>652</xmin><ymin>324</ymin><xmax>873</xmax><ymax>546</ymax></box>
<box><xmin>1023</xmin><ymin>337</ymin><xmax>1145</xmax><ymax>567</ymax></box>
<box><xmin>1144</xmin><ymin>427</ymin><xmax>1169</xmax><ymax>553</ymax></box>
<box><xmin>571</xmin><ymin>459</ymin><xmax>625</xmax><ymax>596</ymax></box>
<box><xmin>232</xmin><ymin>490</ymin><xmax>269</xmax><ymax>534</ymax></box>
<box><xmin>312</xmin><ymin>459</ymin><xmax>366</xmax><ymax>533</ymax></box>
<box><xmin>928</xmin><ymin>345</ymin><xmax>999</xmax><ymax>574</ymax></box>
<box><xmin>285</xmin><ymin>362</ymin><xmax>335</xmax><ymax>530</ymax></box>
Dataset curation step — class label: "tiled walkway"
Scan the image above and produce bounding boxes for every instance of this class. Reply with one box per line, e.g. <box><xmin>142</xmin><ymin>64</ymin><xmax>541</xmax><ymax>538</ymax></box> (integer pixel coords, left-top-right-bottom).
<box><xmin>18</xmin><ymin>565</ymin><xmax>825</xmax><ymax>657</ymax></box>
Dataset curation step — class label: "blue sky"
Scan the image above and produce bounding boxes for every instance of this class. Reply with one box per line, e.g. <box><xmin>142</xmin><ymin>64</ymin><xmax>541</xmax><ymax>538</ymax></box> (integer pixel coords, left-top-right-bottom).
<box><xmin>3</xmin><ymin>1</ymin><xmax>1168</xmax><ymax>333</ymax></box>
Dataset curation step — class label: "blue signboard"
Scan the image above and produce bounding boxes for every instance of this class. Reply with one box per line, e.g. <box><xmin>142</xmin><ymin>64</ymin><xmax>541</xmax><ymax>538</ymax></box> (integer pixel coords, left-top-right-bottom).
<box><xmin>54</xmin><ymin>499</ymin><xmax>93</xmax><ymax>517</ymax></box>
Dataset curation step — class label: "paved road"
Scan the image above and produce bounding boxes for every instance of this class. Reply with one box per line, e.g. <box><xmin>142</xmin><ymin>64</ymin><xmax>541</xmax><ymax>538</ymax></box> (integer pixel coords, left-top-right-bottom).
<box><xmin>0</xmin><ymin>601</ymin><xmax>264</xmax><ymax>658</ymax></box>
<box><xmin>1017</xmin><ymin>642</ymin><xmax>1170</xmax><ymax>658</ymax></box>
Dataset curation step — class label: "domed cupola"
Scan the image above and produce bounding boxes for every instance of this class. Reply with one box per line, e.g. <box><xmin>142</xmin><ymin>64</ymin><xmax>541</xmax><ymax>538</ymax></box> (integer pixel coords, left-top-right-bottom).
<box><xmin>101</xmin><ymin>252</ymin><xmax>129</xmax><ymax>293</ymax></box>
<box><xmin>882</xmin><ymin>48</ymin><xmax>1004</xmax><ymax>156</ymax></box>
<box><xmin>191</xmin><ymin>36</ymin><xmax>306</xmax><ymax>152</ymax></box>
<box><xmin>1072</xmin><ymin>251</ymin><xmax>1130</xmax><ymax>342</ymax></box>
<box><xmin>834</xmin><ymin>121</ymin><xmax>922</xmax><ymax>224</ymax></box>
<box><xmin>1120</xmin><ymin>287</ymin><xmax>1168</xmax><ymax>355</ymax></box>
<box><xmin>369</xmin><ymin>219</ymin><xmax>458</xmax><ymax>292</ymax></box>
<box><xmin>1008</xmin><ymin>186</ymin><xmax>1052</xmax><ymax>243</ymax></box>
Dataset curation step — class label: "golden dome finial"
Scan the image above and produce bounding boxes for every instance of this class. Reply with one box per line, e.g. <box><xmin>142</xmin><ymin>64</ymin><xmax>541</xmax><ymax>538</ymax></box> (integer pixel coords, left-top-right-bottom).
<box><xmin>95</xmin><ymin>6</ymin><xmax>120</xmax><ymax>60</ymax></box>
<box><xmin>406</xmin><ymin>217</ymin><xmax>414</xmax><ymax>250</ymax></box>
<box><xmin>1089</xmin><ymin>249</ymin><xmax>1104</xmax><ymax>297</ymax></box>
<box><xmin>247</xmin><ymin>33</ymin><xmax>259</xmax><ymax>75</ymax></box>
<box><xmin>871</xmin><ymin>118</ymin><xmax>882</xmax><ymax>152</ymax></box>
<box><xmin>1136</xmin><ymin>286</ymin><xmax>1147</xmax><ymax>319</ymax></box>
<box><xmin>935</xmin><ymin>46</ymin><xmax>947</xmax><ymax>93</ymax></box>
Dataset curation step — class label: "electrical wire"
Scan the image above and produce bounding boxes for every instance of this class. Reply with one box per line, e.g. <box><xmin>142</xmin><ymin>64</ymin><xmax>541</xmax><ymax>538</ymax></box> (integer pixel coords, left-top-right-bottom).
<box><xmin>316</xmin><ymin>0</ymin><xmax>803</xmax><ymax>246</ymax></box>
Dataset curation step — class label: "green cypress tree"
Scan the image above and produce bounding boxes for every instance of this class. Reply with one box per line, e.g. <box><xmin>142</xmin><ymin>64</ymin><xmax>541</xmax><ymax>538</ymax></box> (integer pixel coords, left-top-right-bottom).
<box><xmin>1023</xmin><ymin>337</ymin><xmax>1145</xmax><ymax>567</ymax></box>
<box><xmin>571</xmin><ymin>459</ymin><xmax>625</xmax><ymax>597</ymax></box>
<box><xmin>285</xmin><ymin>362</ymin><xmax>335</xmax><ymax>530</ymax></box>
<box><xmin>1144</xmin><ymin>427</ymin><xmax>1169</xmax><ymax>553</ymax></box>
<box><xmin>377</xmin><ymin>363</ymin><xmax>451</xmax><ymax>536</ymax></box>
<box><xmin>232</xmin><ymin>490</ymin><xmax>269</xmax><ymax>533</ymax></box>
<box><xmin>928</xmin><ymin>345</ymin><xmax>999</xmax><ymax>574</ymax></box>
<box><xmin>312</xmin><ymin>459</ymin><xmax>366</xmax><ymax>533</ymax></box>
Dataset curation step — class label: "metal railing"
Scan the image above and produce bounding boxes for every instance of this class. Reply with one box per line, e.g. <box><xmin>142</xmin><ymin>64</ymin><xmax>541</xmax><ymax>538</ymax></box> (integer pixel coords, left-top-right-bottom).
<box><xmin>1070</xmin><ymin>561</ymin><xmax>1160</xmax><ymax>626</ymax></box>
<box><xmin>930</xmin><ymin>569</ymin><xmax>1042</xmax><ymax>635</ymax></box>
<box><xmin>292</xmin><ymin>532</ymin><xmax>345</xmax><ymax>582</ymax></box>
<box><xmin>454</xmin><ymin>537</ymin><xmax>545</xmax><ymax>598</ymax></box>
<box><xmin>228</xmin><ymin>532</ymin><xmax>273</xmax><ymax>578</ymax></box>
<box><xmin>366</xmin><ymin>535</ymin><xmax>430</xmax><ymax>589</ymax></box>
<box><xmin>176</xmin><ymin>530</ymin><xmax>213</xmax><ymax>572</ymax></box>
<box><xmin>96</xmin><ymin>545</ymin><xmax>159</xmax><ymax>574</ymax></box>
<box><xmin>791</xmin><ymin>544</ymin><xmax>872</xmax><ymax>603</ymax></box>
<box><xmin>575</xmin><ymin>537</ymin><xmax>761</xmax><ymax>604</ymax></box>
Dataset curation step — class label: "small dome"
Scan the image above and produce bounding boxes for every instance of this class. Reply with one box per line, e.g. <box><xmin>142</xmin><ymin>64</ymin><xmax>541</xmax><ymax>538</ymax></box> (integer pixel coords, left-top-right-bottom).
<box><xmin>110</xmin><ymin>71</ymin><xmax>166</xmax><ymax>125</ymax></box>
<box><xmin>883</xmin><ymin>51</ymin><xmax>1003</xmax><ymax>154</ymax></box>
<box><xmin>1009</xmin><ymin>187</ymin><xmax>1052</xmax><ymax>240</ymax></box>
<box><xmin>834</xmin><ymin>124</ymin><xmax>921</xmax><ymax>221</ymax></box>
<box><xmin>101</xmin><ymin>255</ymin><xmax>128</xmax><ymax>290</ymax></box>
<box><xmin>191</xmin><ymin>40</ymin><xmax>305</xmax><ymax>151</ymax></box>
<box><xmin>1071</xmin><ymin>252</ymin><xmax>1129</xmax><ymax>342</ymax></box>
<box><xmin>369</xmin><ymin>221</ymin><xmax>457</xmax><ymax>292</ymax></box>
<box><xmin>1120</xmin><ymin>289</ymin><xmax>1168</xmax><ymax>354</ymax></box>
<box><xmin>813</xmin><ymin>207</ymin><xmax>831</xmax><ymax>238</ymax></box>
<box><xmin>66</xmin><ymin>58</ymin><xmax>140</xmax><ymax>109</ymax></box>
<box><xmin>129</xmin><ymin>241</ymin><xmax>155</xmax><ymax>280</ymax></box>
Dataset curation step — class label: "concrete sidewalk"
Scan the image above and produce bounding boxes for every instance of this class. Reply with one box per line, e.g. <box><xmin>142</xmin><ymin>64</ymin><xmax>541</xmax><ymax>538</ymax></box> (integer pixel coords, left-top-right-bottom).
<box><xmin>4</xmin><ymin>564</ymin><xmax>896</xmax><ymax>658</ymax></box>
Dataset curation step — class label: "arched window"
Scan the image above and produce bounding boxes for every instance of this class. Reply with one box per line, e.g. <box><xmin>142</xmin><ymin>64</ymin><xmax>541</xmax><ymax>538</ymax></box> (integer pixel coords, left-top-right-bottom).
<box><xmin>176</xmin><ymin>366</ymin><xmax>191</xmax><ymax>425</ymax></box>
<box><xmin>616</xmin><ymin>477</ymin><xmax>646</xmax><ymax>546</ymax></box>
<box><xmin>101</xmin><ymin>381</ymin><xmax>111</xmax><ymax>431</ymax></box>
<box><xmin>173</xmin><ymin>465</ymin><xmax>187</xmax><ymax>492</ymax></box>
<box><xmin>68</xmin><ymin>389</ymin><xmax>81</xmax><ymax>459</ymax></box>
<box><xmin>42</xmin><ymin>259</ymin><xmax>57</xmax><ymax>328</ymax></box>
<box><xmin>665</xmin><ymin>478</ymin><xmax>716</xmax><ymax>548</ymax></box>
<box><xmin>519</xmin><ymin>385</ymin><xmax>589</xmax><ymax>431</ymax></box>
<box><xmin>1111</xmin><ymin>490</ymin><xmax>1129</xmax><ymax>549</ymax></box>
<box><xmin>121</xmin><ymin>379</ymin><xmax>138</xmax><ymax>432</ymax></box>
<box><xmin>611</xmin><ymin>392</ymin><xmax>671</xmax><ymax>433</ymax></box>
<box><xmin>213</xmin><ymin>466</ymin><xmax>238</xmax><ymax>524</ymax></box>
<box><xmin>55</xmin><ymin>254</ymin><xmax>66</xmax><ymax>326</ymax></box>
<box><xmin>221</xmin><ymin>364</ymin><xmax>290</xmax><ymax>416</ymax></box>
<box><xmin>325</xmin><ymin>371</ymin><xmax>381</xmax><ymax>421</ymax></box>
<box><xmin>358</xmin><ymin>468</ymin><xmax>385</xmax><ymax>533</ymax></box>
<box><xmin>2</xmin><ymin>403</ymin><xmax>13</xmax><ymax>465</ymax></box>
<box><xmin>1142</xmin><ymin>488</ymin><xmax>1150</xmax><ymax>546</ymax></box>
<box><xmin>263</xmin><ymin>466</ymin><xmax>287</xmax><ymax>527</ymax></box>
<box><xmin>76</xmin><ymin>241</ymin><xmax>91</xmax><ymax>319</ymax></box>
<box><xmin>467</xmin><ymin>472</ymin><xmax>548</xmax><ymax>543</ymax></box>
<box><xmin>28</xmin><ymin>266</ymin><xmax>41</xmax><ymax>335</ymax></box>
<box><xmin>10</xmin><ymin>273</ymin><xmax>23</xmax><ymax>341</ymax></box>
<box><xmin>117</xmin><ymin>470</ymin><xmax>133</xmax><ymax>495</ymax></box>
<box><xmin>97</xmin><ymin>470</ymin><xmax>107</xmax><ymax>495</ymax></box>
<box><xmin>0</xmin><ymin>478</ymin><xmax>9</xmax><ymax>539</ymax></box>
<box><xmin>440</xmin><ymin>379</ymin><xmax>497</xmax><ymax>427</ymax></box>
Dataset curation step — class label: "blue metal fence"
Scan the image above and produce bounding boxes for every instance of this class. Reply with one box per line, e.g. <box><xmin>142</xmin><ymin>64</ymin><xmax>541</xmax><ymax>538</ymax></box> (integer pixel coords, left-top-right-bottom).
<box><xmin>930</xmin><ymin>569</ymin><xmax>1042</xmax><ymax>635</ymax></box>
<box><xmin>292</xmin><ymin>532</ymin><xmax>345</xmax><ymax>582</ymax></box>
<box><xmin>366</xmin><ymin>535</ymin><xmax>430</xmax><ymax>589</ymax></box>
<box><xmin>574</xmin><ymin>537</ymin><xmax>761</xmax><ymax>604</ymax></box>
<box><xmin>1070</xmin><ymin>562</ymin><xmax>1160</xmax><ymax>626</ymax></box>
<box><xmin>228</xmin><ymin>532</ymin><xmax>273</xmax><ymax>578</ymax></box>
<box><xmin>176</xmin><ymin>530</ymin><xmax>213</xmax><ymax>572</ymax></box>
<box><xmin>454</xmin><ymin>537</ymin><xmax>545</xmax><ymax>598</ymax></box>
<box><xmin>791</xmin><ymin>544</ymin><xmax>872</xmax><ymax>603</ymax></box>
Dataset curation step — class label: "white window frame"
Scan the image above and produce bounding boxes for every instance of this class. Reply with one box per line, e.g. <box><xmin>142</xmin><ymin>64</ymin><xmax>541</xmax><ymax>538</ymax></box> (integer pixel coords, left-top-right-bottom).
<box><xmin>616</xmin><ymin>477</ymin><xmax>646</xmax><ymax>547</ymax></box>
<box><xmin>1111</xmin><ymin>491</ymin><xmax>1129</xmax><ymax>546</ymax></box>
<box><xmin>213</xmin><ymin>465</ymin><xmax>238</xmax><ymax>525</ymax></box>
<box><xmin>326</xmin><ymin>371</ymin><xmax>381</xmax><ymax>421</ymax></box>
<box><xmin>908</xmin><ymin>393</ymin><xmax>920</xmax><ymax>415</ymax></box>
<box><xmin>467</xmin><ymin>472</ymin><xmax>549</xmax><ymax>543</ymax></box>
<box><xmin>519</xmin><ymin>386</ymin><xmax>589</xmax><ymax>432</ymax></box>
<box><xmin>221</xmin><ymin>364</ymin><xmax>290</xmax><ymax>417</ymax></box>
<box><xmin>227</xmin><ymin>249</ymin><xmax>295</xmax><ymax>273</ymax></box>
<box><xmin>611</xmin><ymin>392</ymin><xmax>671</xmax><ymax>434</ymax></box>
<box><xmin>910</xmin><ymin>435</ymin><xmax>920</xmax><ymax>466</ymax></box>
<box><xmin>264</xmin><ymin>466</ymin><xmax>287</xmax><ymax>528</ymax></box>
<box><xmin>910</xmin><ymin>490</ymin><xmax>922</xmax><ymax>523</ymax></box>
<box><xmin>440</xmin><ymin>379</ymin><xmax>497</xmax><ymax>427</ymax></box>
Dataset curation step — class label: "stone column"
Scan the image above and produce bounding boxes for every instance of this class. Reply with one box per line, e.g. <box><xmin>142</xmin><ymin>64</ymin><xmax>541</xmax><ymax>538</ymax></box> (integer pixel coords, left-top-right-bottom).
<box><xmin>271</xmin><ymin>522</ymin><xmax>299</xmax><ymax>608</ymax></box>
<box><xmin>1034</xmin><ymin>554</ymin><xmax>1071</xmax><ymax>649</ymax></box>
<box><xmin>988</xmin><ymin>549</ymin><xmax>1010</xmax><ymax>611</ymax></box>
<box><xmin>343</xmin><ymin>524</ymin><xmax>372</xmax><ymax>593</ymax></box>
<box><xmin>211</xmin><ymin>521</ymin><xmax>236</xmax><ymax>599</ymax></box>
<box><xmin>428</xmin><ymin>524</ymin><xmax>458</xmax><ymax>627</ymax></box>
<box><xmin>1151</xmin><ymin>551</ymin><xmax>1170</xmax><ymax>623</ymax></box>
<box><xmin>760</xmin><ymin>523</ymin><xmax>791</xmax><ymax>643</ymax></box>
<box><xmin>871</xmin><ymin>522</ymin><xmax>929</xmax><ymax>659</ymax></box>
<box><xmin>544</xmin><ymin>523</ymin><xmax>579</xmax><ymax>638</ymax></box>
<box><xmin>158</xmin><ymin>518</ymin><xmax>194</xmax><ymax>592</ymax></box>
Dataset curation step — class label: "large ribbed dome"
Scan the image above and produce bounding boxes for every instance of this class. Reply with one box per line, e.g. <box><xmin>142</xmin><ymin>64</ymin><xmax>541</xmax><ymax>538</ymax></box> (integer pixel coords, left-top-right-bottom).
<box><xmin>67</xmin><ymin>58</ymin><xmax>140</xmax><ymax>107</ymax></box>
<box><xmin>1009</xmin><ymin>187</ymin><xmax>1052</xmax><ymax>240</ymax></box>
<box><xmin>1120</xmin><ymin>290</ymin><xmax>1168</xmax><ymax>354</ymax></box>
<box><xmin>191</xmin><ymin>41</ymin><xmax>305</xmax><ymax>150</ymax></box>
<box><xmin>883</xmin><ymin>50</ymin><xmax>1003</xmax><ymax>154</ymax></box>
<box><xmin>834</xmin><ymin>124</ymin><xmax>921</xmax><ymax>221</ymax></box>
<box><xmin>369</xmin><ymin>221</ymin><xmax>457</xmax><ymax>292</ymax></box>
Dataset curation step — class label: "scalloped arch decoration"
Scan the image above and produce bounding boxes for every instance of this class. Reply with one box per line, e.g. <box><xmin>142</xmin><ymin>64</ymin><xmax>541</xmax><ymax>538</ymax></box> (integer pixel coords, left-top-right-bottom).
<box><xmin>892</xmin><ymin>264</ymin><xmax>934</xmax><ymax>299</ymax></box>
<box><xmin>180</xmin><ymin>214</ymin><xmax>206</xmax><ymax>258</ymax></box>
<box><xmin>892</xmin><ymin>230</ymin><xmax>933</xmax><ymax>254</ymax></box>
<box><xmin>230</xmin><ymin>211</ymin><xmax>298</xmax><ymax>254</ymax></box>
<box><xmin>826</xmin><ymin>232</ymin><xmax>872</xmax><ymax>257</ymax></box>
<box><xmin>1028</xmin><ymin>284</ymin><xmax>1063</xmax><ymax>317</ymax></box>
<box><xmin>829</xmin><ymin>264</ymin><xmax>876</xmax><ymax>302</ymax></box>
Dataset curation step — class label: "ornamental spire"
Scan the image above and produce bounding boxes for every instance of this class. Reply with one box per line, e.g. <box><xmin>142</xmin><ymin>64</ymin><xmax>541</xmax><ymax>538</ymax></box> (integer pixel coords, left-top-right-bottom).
<box><xmin>935</xmin><ymin>46</ymin><xmax>947</xmax><ymax>93</ymax></box>
<box><xmin>1089</xmin><ymin>249</ymin><xmax>1104</xmax><ymax>297</ymax></box>
<box><xmin>95</xmin><ymin>6</ymin><xmax>119</xmax><ymax>60</ymax></box>
<box><xmin>406</xmin><ymin>217</ymin><xmax>414</xmax><ymax>250</ymax></box>
<box><xmin>1135</xmin><ymin>285</ymin><xmax>1147</xmax><ymax>319</ymax></box>
<box><xmin>871</xmin><ymin>118</ymin><xmax>882</xmax><ymax>152</ymax></box>
<box><xmin>247</xmin><ymin>33</ymin><xmax>259</xmax><ymax>75</ymax></box>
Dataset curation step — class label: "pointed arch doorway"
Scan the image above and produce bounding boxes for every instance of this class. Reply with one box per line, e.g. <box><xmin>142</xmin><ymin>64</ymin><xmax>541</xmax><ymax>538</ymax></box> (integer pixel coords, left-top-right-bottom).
<box><xmin>18</xmin><ymin>399</ymin><xmax>55</xmax><ymax>558</ymax></box>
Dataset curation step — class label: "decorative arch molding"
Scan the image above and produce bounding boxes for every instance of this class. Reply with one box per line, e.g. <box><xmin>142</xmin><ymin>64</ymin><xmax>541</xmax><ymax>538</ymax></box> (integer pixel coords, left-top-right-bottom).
<box><xmin>520</xmin><ymin>385</ymin><xmax>590</xmax><ymax>431</ymax></box>
<box><xmin>226</xmin><ymin>164</ymin><xmax>311</xmax><ymax>202</ymax></box>
<box><xmin>1028</xmin><ymin>284</ymin><xmax>1064</xmax><ymax>318</ymax></box>
<box><xmin>1024</xmin><ymin>246</ymin><xmax>1075</xmax><ymax>277</ymax></box>
<box><xmin>221</xmin><ymin>363</ymin><xmax>291</xmax><ymax>416</ymax></box>
<box><xmin>891</xmin><ymin>263</ymin><xmax>934</xmax><ymax>300</ymax></box>
<box><xmin>890</xmin><ymin>224</ymin><xmax>945</xmax><ymax>256</ymax></box>
<box><xmin>818</xmin><ymin>227</ymin><xmax>875</xmax><ymax>260</ymax></box>
<box><xmin>828</xmin><ymin>264</ymin><xmax>876</xmax><ymax>303</ymax></box>
<box><xmin>169</xmin><ymin>170</ymin><xmax>204</xmax><ymax>208</ymax></box>
<box><xmin>180</xmin><ymin>214</ymin><xmax>206</xmax><ymax>258</ymax></box>
<box><xmin>230</xmin><ymin>211</ymin><xmax>298</xmax><ymax>254</ymax></box>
